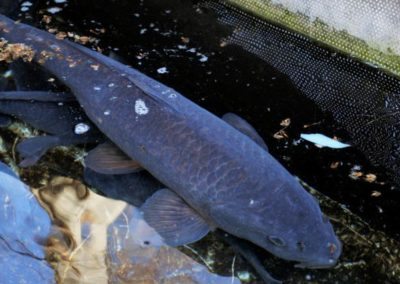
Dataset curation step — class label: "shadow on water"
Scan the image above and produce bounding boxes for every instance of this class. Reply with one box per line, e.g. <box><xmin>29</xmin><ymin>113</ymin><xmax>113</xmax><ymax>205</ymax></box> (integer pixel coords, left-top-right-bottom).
<box><xmin>0</xmin><ymin>0</ymin><xmax>400</xmax><ymax>283</ymax></box>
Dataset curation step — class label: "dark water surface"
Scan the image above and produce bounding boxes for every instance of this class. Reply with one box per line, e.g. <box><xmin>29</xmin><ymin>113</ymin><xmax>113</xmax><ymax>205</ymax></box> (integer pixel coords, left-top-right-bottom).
<box><xmin>1</xmin><ymin>0</ymin><xmax>400</xmax><ymax>283</ymax></box>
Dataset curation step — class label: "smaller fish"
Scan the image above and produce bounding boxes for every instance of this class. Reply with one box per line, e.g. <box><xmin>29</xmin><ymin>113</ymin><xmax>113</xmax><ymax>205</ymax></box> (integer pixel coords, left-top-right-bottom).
<box><xmin>300</xmin><ymin>133</ymin><xmax>351</xmax><ymax>149</ymax></box>
<box><xmin>0</xmin><ymin>91</ymin><xmax>103</xmax><ymax>166</ymax></box>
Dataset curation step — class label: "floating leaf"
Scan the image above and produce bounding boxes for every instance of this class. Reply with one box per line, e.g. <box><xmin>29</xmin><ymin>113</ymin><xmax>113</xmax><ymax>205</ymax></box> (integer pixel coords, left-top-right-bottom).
<box><xmin>300</xmin><ymin>133</ymin><xmax>351</xmax><ymax>149</ymax></box>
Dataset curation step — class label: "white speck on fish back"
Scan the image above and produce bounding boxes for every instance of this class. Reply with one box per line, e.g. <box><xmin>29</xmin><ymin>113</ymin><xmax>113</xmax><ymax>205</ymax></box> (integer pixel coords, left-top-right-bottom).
<box><xmin>93</xmin><ymin>86</ymin><xmax>101</xmax><ymax>91</ymax></box>
<box><xmin>168</xmin><ymin>93</ymin><xmax>177</xmax><ymax>99</ymax></box>
<box><xmin>135</xmin><ymin>99</ymin><xmax>149</xmax><ymax>116</ymax></box>
<box><xmin>104</xmin><ymin>110</ymin><xmax>111</xmax><ymax>116</ymax></box>
<box><xmin>108</xmin><ymin>83</ymin><xmax>115</xmax><ymax>87</ymax></box>
<box><xmin>47</xmin><ymin>7</ymin><xmax>62</xmax><ymax>14</ymax></box>
<box><xmin>74</xmin><ymin>123</ymin><xmax>90</xmax><ymax>135</ymax></box>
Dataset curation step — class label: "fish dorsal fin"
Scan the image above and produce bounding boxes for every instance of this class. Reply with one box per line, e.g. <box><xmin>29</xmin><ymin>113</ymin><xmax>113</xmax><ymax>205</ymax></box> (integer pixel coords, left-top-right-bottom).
<box><xmin>222</xmin><ymin>113</ymin><xmax>269</xmax><ymax>151</ymax></box>
<box><xmin>85</xmin><ymin>141</ymin><xmax>142</xmax><ymax>175</ymax></box>
<box><xmin>141</xmin><ymin>188</ymin><xmax>211</xmax><ymax>246</ymax></box>
<box><xmin>0</xmin><ymin>91</ymin><xmax>75</xmax><ymax>102</ymax></box>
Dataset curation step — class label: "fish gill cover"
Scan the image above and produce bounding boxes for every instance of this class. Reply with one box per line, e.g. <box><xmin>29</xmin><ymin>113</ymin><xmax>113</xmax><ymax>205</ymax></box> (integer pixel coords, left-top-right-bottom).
<box><xmin>223</xmin><ymin>0</ymin><xmax>400</xmax><ymax>78</ymax></box>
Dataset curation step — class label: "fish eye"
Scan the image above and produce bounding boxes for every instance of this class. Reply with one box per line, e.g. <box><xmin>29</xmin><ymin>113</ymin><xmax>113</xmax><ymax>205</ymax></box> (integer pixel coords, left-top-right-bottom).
<box><xmin>268</xmin><ymin>236</ymin><xmax>286</xmax><ymax>247</ymax></box>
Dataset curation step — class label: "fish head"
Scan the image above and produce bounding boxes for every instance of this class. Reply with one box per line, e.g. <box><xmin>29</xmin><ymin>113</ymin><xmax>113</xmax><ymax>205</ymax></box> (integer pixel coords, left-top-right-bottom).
<box><xmin>212</xmin><ymin>179</ymin><xmax>342</xmax><ymax>268</ymax></box>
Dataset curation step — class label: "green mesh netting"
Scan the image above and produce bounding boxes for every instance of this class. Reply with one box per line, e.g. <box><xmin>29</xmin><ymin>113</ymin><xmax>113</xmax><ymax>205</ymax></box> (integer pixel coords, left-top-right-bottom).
<box><xmin>224</xmin><ymin>0</ymin><xmax>400</xmax><ymax>78</ymax></box>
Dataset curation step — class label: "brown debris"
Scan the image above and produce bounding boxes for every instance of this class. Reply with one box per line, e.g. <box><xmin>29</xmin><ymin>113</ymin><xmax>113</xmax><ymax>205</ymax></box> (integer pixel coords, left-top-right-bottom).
<box><xmin>371</xmin><ymin>191</ymin><xmax>382</xmax><ymax>197</ymax></box>
<box><xmin>349</xmin><ymin>171</ymin><xmax>363</xmax><ymax>180</ymax></box>
<box><xmin>330</xmin><ymin>161</ymin><xmax>340</xmax><ymax>169</ymax></box>
<box><xmin>181</xmin><ymin>36</ymin><xmax>190</xmax><ymax>44</ymax></box>
<box><xmin>77</xmin><ymin>36</ymin><xmax>90</xmax><ymax>44</ymax></box>
<box><xmin>42</xmin><ymin>15</ymin><xmax>52</xmax><ymax>24</ymax></box>
<box><xmin>55</xmin><ymin>31</ymin><xmax>67</xmax><ymax>40</ymax></box>
<box><xmin>273</xmin><ymin>129</ymin><xmax>288</xmax><ymax>139</ymax></box>
<box><xmin>0</xmin><ymin>40</ymin><xmax>35</xmax><ymax>63</ymax></box>
<box><xmin>280</xmin><ymin>118</ymin><xmax>291</xmax><ymax>127</ymax></box>
<box><xmin>273</xmin><ymin>117</ymin><xmax>291</xmax><ymax>139</ymax></box>
<box><xmin>364</xmin><ymin>173</ymin><xmax>377</xmax><ymax>183</ymax></box>
<box><xmin>38</xmin><ymin>50</ymin><xmax>55</xmax><ymax>65</ymax></box>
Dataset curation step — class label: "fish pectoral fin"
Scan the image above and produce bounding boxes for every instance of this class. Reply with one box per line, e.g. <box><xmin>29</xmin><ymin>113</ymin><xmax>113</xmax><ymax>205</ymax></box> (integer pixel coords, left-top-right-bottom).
<box><xmin>17</xmin><ymin>135</ymin><xmax>61</xmax><ymax>167</ymax></box>
<box><xmin>0</xmin><ymin>91</ymin><xmax>75</xmax><ymax>102</ymax></box>
<box><xmin>85</xmin><ymin>141</ymin><xmax>142</xmax><ymax>175</ymax></box>
<box><xmin>141</xmin><ymin>188</ymin><xmax>210</xmax><ymax>246</ymax></box>
<box><xmin>0</xmin><ymin>114</ymin><xmax>12</xmax><ymax>127</ymax></box>
<box><xmin>222</xmin><ymin>112</ymin><xmax>269</xmax><ymax>151</ymax></box>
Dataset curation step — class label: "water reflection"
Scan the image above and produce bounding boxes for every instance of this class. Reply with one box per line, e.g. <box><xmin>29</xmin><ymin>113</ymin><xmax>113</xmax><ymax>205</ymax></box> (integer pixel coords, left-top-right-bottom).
<box><xmin>0</xmin><ymin>162</ymin><xmax>54</xmax><ymax>283</ymax></box>
<box><xmin>32</xmin><ymin>176</ymin><xmax>239</xmax><ymax>283</ymax></box>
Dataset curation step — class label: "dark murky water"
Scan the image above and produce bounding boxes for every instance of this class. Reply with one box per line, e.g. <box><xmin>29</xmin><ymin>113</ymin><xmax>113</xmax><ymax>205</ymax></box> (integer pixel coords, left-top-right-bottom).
<box><xmin>1</xmin><ymin>0</ymin><xmax>400</xmax><ymax>283</ymax></box>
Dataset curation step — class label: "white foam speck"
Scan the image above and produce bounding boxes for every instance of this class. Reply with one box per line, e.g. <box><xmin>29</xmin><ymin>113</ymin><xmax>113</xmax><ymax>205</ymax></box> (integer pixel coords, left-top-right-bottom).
<box><xmin>135</xmin><ymin>99</ymin><xmax>149</xmax><ymax>115</ymax></box>
<box><xmin>198</xmin><ymin>54</ymin><xmax>208</xmax><ymax>62</ymax></box>
<box><xmin>108</xmin><ymin>83</ymin><xmax>115</xmax><ymax>87</ymax></box>
<box><xmin>157</xmin><ymin>67</ymin><xmax>168</xmax><ymax>74</ymax></box>
<box><xmin>74</xmin><ymin>123</ymin><xmax>90</xmax><ymax>135</ymax></box>
<box><xmin>93</xmin><ymin>86</ymin><xmax>101</xmax><ymax>91</ymax></box>
<box><xmin>3</xmin><ymin>70</ymin><xmax>12</xmax><ymax>78</ymax></box>
<box><xmin>54</xmin><ymin>0</ymin><xmax>67</xmax><ymax>3</ymax></box>
<box><xmin>21</xmin><ymin>6</ymin><xmax>30</xmax><ymax>12</ymax></box>
<box><xmin>21</xmin><ymin>1</ymin><xmax>33</xmax><ymax>6</ymax></box>
<box><xmin>47</xmin><ymin>7</ymin><xmax>62</xmax><ymax>14</ymax></box>
<box><xmin>104</xmin><ymin>110</ymin><xmax>111</xmax><ymax>116</ymax></box>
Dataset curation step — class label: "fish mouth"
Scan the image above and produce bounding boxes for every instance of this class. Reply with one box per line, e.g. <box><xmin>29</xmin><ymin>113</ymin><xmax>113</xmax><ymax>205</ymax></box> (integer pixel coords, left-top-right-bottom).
<box><xmin>294</xmin><ymin>258</ymin><xmax>338</xmax><ymax>269</ymax></box>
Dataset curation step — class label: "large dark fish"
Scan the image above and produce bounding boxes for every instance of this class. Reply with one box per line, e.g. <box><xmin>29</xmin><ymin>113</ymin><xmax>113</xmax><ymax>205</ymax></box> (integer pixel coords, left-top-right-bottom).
<box><xmin>204</xmin><ymin>1</ymin><xmax>400</xmax><ymax>187</ymax></box>
<box><xmin>0</xmin><ymin>15</ymin><xmax>341</xmax><ymax>269</ymax></box>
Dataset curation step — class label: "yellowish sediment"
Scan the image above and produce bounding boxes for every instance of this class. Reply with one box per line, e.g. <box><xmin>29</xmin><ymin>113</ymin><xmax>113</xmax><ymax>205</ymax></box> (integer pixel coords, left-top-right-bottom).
<box><xmin>0</xmin><ymin>39</ymin><xmax>35</xmax><ymax>62</ymax></box>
